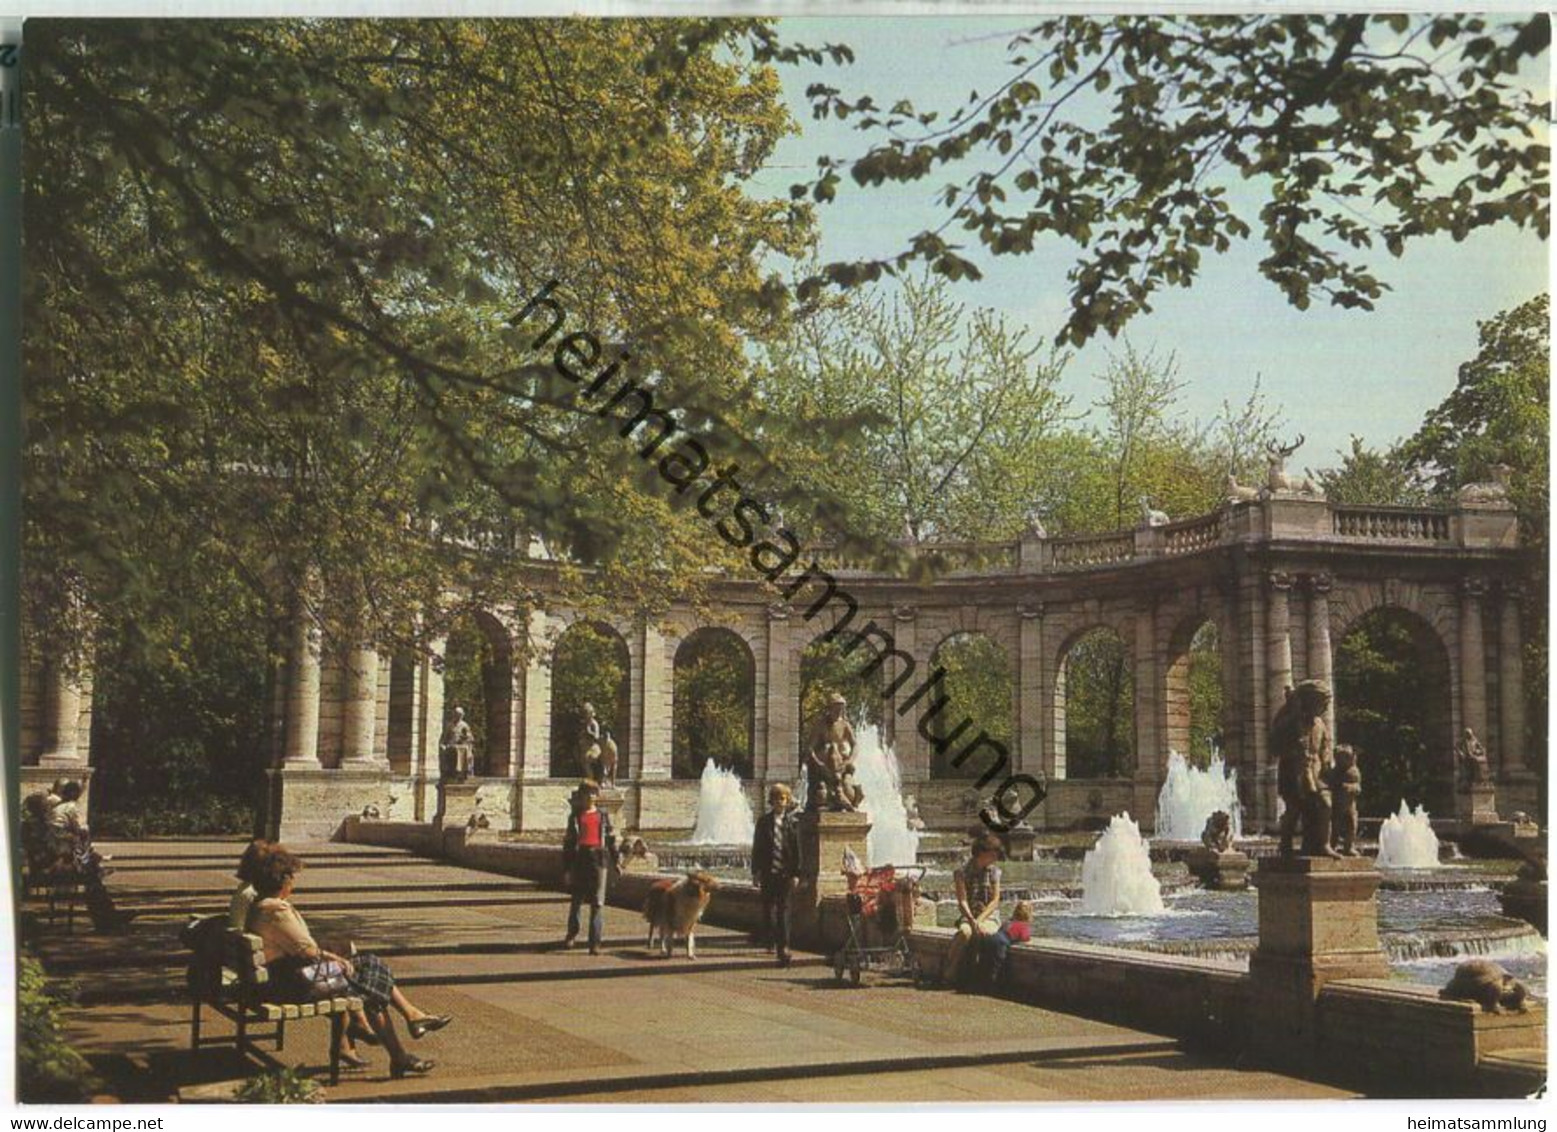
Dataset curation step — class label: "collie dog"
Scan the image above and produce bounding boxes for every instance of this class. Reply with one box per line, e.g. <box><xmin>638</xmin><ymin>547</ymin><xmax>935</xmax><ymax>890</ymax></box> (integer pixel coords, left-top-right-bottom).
<box><xmin>643</xmin><ymin>871</ymin><xmax>719</xmax><ymax>959</ymax></box>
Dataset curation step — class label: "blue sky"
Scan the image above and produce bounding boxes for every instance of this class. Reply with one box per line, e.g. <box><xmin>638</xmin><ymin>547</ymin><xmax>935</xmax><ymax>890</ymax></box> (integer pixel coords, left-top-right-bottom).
<box><xmin>750</xmin><ymin>17</ymin><xmax>1550</xmax><ymax>468</ymax></box>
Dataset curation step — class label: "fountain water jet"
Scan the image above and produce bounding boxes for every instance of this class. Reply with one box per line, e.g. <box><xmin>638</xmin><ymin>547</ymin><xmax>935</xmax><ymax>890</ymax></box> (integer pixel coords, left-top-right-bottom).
<box><xmin>1154</xmin><ymin>751</ymin><xmax>1242</xmax><ymax>841</ymax></box>
<box><xmin>1376</xmin><ymin>801</ymin><xmax>1442</xmax><ymax>869</ymax></box>
<box><xmin>1080</xmin><ymin>813</ymin><xmax>1165</xmax><ymax>916</ymax></box>
<box><xmin>852</xmin><ymin>725</ymin><xmax>921</xmax><ymax>867</ymax></box>
<box><xmin>689</xmin><ymin>759</ymin><xmax>755</xmax><ymax>845</ymax></box>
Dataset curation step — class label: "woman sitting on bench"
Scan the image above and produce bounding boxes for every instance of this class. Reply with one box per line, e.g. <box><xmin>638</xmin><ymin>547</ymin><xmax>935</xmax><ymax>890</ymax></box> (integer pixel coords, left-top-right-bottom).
<box><xmin>247</xmin><ymin>845</ymin><xmax>449</xmax><ymax>1078</ymax></box>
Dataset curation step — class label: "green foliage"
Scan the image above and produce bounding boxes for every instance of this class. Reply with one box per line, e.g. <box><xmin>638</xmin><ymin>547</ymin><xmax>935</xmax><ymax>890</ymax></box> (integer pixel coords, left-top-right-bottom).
<box><xmin>928</xmin><ymin>634</ymin><xmax>1014</xmax><ymax>779</ymax></box>
<box><xmin>25</xmin><ymin>18</ymin><xmax>822</xmax><ymax>668</ymax></box>
<box><xmin>549</xmin><ymin>622</ymin><xmax>630</xmax><ymax>778</ymax></box>
<box><xmin>672</xmin><ymin>630</ymin><xmax>755</xmax><ymax>779</ymax></box>
<box><xmin>18</xmin><ymin>955</ymin><xmax>97</xmax><ymax>1103</ymax></box>
<box><xmin>799</xmin><ymin>636</ymin><xmax>886</xmax><ymax>771</ymax></box>
<box><xmin>757</xmin><ymin>271</ymin><xmax>1070</xmax><ymax>547</ymax></box>
<box><xmin>1061</xmin><ymin>629</ymin><xmax>1135</xmax><ymax>778</ymax></box>
<box><xmin>1334</xmin><ymin>611</ymin><xmax>1449</xmax><ymax>814</ymax></box>
<box><xmin>1318</xmin><ymin>437</ymin><xmax>1432</xmax><ymax>505</ymax></box>
<box><xmin>1186</xmin><ymin>621</ymin><xmax>1223</xmax><ymax>768</ymax></box>
<box><xmin>759</xmin><ymin>279</ymin><xmax>1280</xmax><ymax>545</ymax></box>
<box><xmin>1402</xmin><ymin>293</ymin><xmax>1548</xmax><ymax>787</ymax></box>
<box><xmin>794</xmin><ymin>15</ymin><xmax>1549</xmax><ymax>347</ymax></box>
<box><xmin>442</xmin><ymin>618</ymin><xmax>497</xmax><ymax>764</ymax></box>
<box><xmin>232</xmin><ymin>1068</ymin><xmax>322</xmax><ymax>1105</ymax></box>
<box><xmin>88</xmin><ymin>585</ymin><xmax>269</xmax><ymax>836</ymax></box>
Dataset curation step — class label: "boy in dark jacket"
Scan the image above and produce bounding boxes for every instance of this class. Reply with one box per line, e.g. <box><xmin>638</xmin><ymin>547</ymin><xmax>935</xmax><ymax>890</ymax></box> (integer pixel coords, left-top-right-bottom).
<box><xmin>751</xmin><ymin>783</ymin><xmax>801</xmax><ymax>966</ymax></box>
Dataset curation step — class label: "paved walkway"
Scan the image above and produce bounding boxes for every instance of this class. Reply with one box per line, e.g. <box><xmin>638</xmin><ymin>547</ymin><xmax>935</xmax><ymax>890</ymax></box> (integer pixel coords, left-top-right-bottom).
<box><xmin>27</xmin><ymin>840</ymin><xmax>1357</xmax><ymax>1103</ymax></box>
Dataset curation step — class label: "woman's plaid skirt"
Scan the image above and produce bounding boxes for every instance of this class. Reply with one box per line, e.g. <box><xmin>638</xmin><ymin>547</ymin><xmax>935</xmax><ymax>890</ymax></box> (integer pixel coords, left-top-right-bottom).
<box><xmin>350</xmin><ymin>953</ymin><xmax>396</xmax><ymax>1009</ymax></box>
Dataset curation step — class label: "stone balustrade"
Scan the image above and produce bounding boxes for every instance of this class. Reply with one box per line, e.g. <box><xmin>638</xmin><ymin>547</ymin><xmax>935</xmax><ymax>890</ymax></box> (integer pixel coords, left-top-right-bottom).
<box><xmin>1049</xmin><ymin>531</ymin><xmax>1137</xmax><ymax>570</ymax></box>
<box><xmin>1332</xmin><ymin>505</ymin><xmax>1452</xmax><ymax>543</ymax></box>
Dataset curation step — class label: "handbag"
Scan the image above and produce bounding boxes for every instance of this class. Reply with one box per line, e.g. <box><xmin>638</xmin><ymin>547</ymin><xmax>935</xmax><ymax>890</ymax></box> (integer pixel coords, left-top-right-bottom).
<box><xmin>295</xmin><ymin>956</ymin><xmax>351</xmax><ymax>999</ymax></box>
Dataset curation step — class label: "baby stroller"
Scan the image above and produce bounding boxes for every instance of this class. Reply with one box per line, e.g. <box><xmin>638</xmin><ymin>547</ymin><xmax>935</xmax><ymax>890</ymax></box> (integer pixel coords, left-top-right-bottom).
<box><xmin>831</xmin><ymin>853</ymin><xmax>926</xmax><ymax>986</ymax></box>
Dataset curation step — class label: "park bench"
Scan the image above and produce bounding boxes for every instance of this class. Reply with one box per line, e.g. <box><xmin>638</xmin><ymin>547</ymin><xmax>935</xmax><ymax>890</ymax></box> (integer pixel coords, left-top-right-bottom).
<box><xmin>187</xmin><ymin>925</ymin><xmax>361</xmax><ymax>1085</ymax></box>
<box><xmin>20</xmin><ymin>830</ymin><xmax>85</xmax><ymax>933</ymax></box>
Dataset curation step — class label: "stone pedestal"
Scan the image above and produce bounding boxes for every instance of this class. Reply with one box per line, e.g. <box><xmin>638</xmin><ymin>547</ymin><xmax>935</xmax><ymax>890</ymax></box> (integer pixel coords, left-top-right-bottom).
<box><xmin>1455</xmin><ymin>784</ymin><xmax>1499</xmax><ymax>825</ymax></box>
<box><xmin>434</xmin><ymin>780</ymin><xmax>483</xmax><ymax>830</ymax></box>
<box><xmin>1185</xmin><ymin>846</ymin><xmax>1251</xmax><ymax>891</ymax></box>
<box><xmin>1499</xmin><ymin>869</ymin><xmax>1547</xmax><ymax>937</ymax></box>
<box><xmin>596</xmin><ymin>787</ymin><xmax>626</xmax><ymax>833</ymax></box>
<box><xmin>1002</xmin><ymin>822</ymin><xmax>1037</xmax><ymax>862</ymax></box>
<box><xmin>798</xmin><ymin>810</ymin><xmax>872</xmax><ymax>898</ymax></box>
<box><xmin>266</xmin><ymin>767</ymin><xmax>395</xmax><ymax>841</ymax></box>
<box><xmin>1249</xmin><ymin>856</ymin><xmax>1390</xmax><ymax>1069</ymax></box>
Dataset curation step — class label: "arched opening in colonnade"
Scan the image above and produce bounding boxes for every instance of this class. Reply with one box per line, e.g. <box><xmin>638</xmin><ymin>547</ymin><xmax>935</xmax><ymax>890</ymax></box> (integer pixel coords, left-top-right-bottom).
<box><xmin>386</xmin><ymin>652</ymin><xmax>417</xmax><ymax>775</ymax></box>
<box><xmin>442</xmin><ymin>611</ymin><xmax>514</xmax><ymax>777</ymax></box>
<box><xmin>1165</xmin><ymin>619</ymin><xmax>1225</xmax><ymax>768</ymax></box>
<box><xmin>927</xmin><ymin>632</ymin><xmax>1013</xmax><ymax>780</ymax></box>
<box><xmin>672</xmin><ymin>627</ymin><xmax>755</xmax><ymax>780</ymax></box>
<box><xmin>1056</xmin><ymin>627</ymin><xmax>1135</xmax><ymax>779</ymax></box>
<box><xmin>799</xmin><ymin>634</ymin><xmax>885</xmax><ymax>773</ymax></box>
<box><xmin>1334</xmin><ymin>607</ymin><xmax>1454</xmax><ymax>816</ymax></box>
<box><xmin>549</xmin><ymin>621</ymin><xmax>631</xmax><ymax>779</ymax></box>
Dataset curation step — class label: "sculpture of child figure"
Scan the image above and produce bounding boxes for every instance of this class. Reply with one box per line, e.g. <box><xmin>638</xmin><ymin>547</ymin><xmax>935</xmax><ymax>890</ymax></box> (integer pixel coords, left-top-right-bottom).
<box><xmin>1328</xmin><ymin>744</ymin><xmax>1362</xmax><ymax>857</ymax></box>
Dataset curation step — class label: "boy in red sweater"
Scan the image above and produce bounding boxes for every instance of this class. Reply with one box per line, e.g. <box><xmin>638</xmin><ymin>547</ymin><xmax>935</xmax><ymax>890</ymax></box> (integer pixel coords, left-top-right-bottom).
<box><xmin>977</xmin><ymin>900</ymin><xmax>1033</xmax><ymax>989</ymax></box>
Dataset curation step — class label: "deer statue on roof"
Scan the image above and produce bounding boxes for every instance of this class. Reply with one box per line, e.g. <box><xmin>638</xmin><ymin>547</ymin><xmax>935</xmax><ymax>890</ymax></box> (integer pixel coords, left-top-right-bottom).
<box><xmin>1265</xmin><ymin>435</ymin><xmax>1319</xmax><ymax>496</ymax></box>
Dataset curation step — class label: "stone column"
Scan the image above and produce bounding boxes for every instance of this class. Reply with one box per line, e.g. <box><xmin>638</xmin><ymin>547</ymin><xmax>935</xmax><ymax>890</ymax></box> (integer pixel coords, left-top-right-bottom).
<box><xmin>1132</xmin><ymin>600</ymin><xmax>1162</xmax><ymax>826</ymax></box>
<box><xmin>38</xmin><ymin>660</ymin><xmax>86</xmax><ymax>768</ymax></box>
<box><xmin>887</xmin><ymin>605</ymin><xmax>923</xmax><ymax>781</ymax></box>
<box><xmin>1266</xmin><ymin>571</ymin><xmax>1295</xmax><ymax>712</ymax></box>
<box><xmin>339</xmin><ymin>639</ymin><xmax>383</xmax><ymax>767</ymax></box>
<box><xmin>635</xmin><ymin>619</ymin><xmax>672</xmax><ymax>778</ymax></box>
<box><xmin>1459</xmin><ymin>577</ymin><xmax>1489</xmax><ymax>752</ymax></box>
<box><xmin>1305</xmin><ymin>573</ymin><xmax>1335</xmax><ymax>738</ymax></box>
<box><xmin>516</xmin><ymin>610</ymin><xmax>551</xmax><ymax>780</ymax></box>
<box><xmin>282</xmin><ymin>595</ymin><xmax>323</xmax><ymax>767</ymax></box>
<box><xmin>1016</xmin><ymin>603</ymin><xmax>1044</xmax><ymax>777</ymax></box>
<box><xmin>761</xmin><ymin>604</ymin><xmax>794</xmax><ymax>782</ymax></box>
<box><xmin>1499</xmin><ymin>584</ymin><xmax>1527</xmax><ymax>773</ymax></box>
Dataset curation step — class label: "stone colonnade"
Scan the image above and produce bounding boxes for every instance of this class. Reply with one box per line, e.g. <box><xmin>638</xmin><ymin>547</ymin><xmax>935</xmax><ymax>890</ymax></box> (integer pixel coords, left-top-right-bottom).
<box><xmin>21</xmin><ymin>491</ymin><xmax>1536</xmax><ymax>838</ymax></box>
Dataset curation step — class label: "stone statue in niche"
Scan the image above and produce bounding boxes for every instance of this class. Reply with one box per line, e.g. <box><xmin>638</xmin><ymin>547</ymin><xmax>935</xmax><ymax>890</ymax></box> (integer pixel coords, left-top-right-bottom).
<box><xmin>575</xmin><ymin>701</ymin><xmax>621</xmax><ymax>786</ymax></box>
<box><xmin>1457</xmin><ymin>727</ymin><xmax>1490</xmax><ymax>788</ymax></box>
<box><xmin>1270</xmin><ymin>679</ymin><xmax>1338</xmax><ymax>858</ymax></box>
<box><xmin>1328</xmin><ymin>744</ymin><xmax>1361</xmax><ymax>856</ymax></box>
<box><xmin>439</xmin><ymin>705</ymin><xmax>475</xmax><ymax>782</ymax></box>
<box><xmin>805</xmin><ymin>692</ymin><xmax>863</xmax><ymax>812</ymax></box>
<box><xmin>1200</xmin><ymin>811</ymin><xmax>1235</xmax><ymax>854</ymax></box>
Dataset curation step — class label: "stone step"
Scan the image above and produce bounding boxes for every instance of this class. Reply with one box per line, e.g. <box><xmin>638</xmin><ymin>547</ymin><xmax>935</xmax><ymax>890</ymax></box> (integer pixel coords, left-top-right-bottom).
<box><xmin>77</xmin><ymin>951</ymin><xmax>824</xmax><ymax>1006</ymax></box>
<box><xmin>1476</xmin><ymin>1047</ymin><xmax>1547</xmax><ymax>1098</ymax></box>
<box><xmin>311</xmin><ymin>1032</ymin><xmax>1182</xmax><ymax>1104</ymax></box>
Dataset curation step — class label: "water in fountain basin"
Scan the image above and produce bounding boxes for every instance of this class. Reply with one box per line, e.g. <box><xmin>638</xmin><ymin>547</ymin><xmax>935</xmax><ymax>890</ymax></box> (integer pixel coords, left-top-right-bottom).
<box><xmin>690</xmin><ymin>759</ymin><xmax>755</xmax><ymax>845</ymax></box>
<box><xmin>1080</xmin><ymin>813</ymin><xmax>1165</xmax><ymax>916</ymax></box>
<box><xmin>852</xmin><ymin>725</ymin><xmax>921</xmax><ymax>868</ymax></box>
<box><xmin>1376</xmin><ymin>800</ymin><xmax>1442</xmax><ymax>869</ymax></box>
<box><xmin>1154</xmin><ymin>751</ymin><xmax>1242</xmax><ymax>841</ymax></box>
